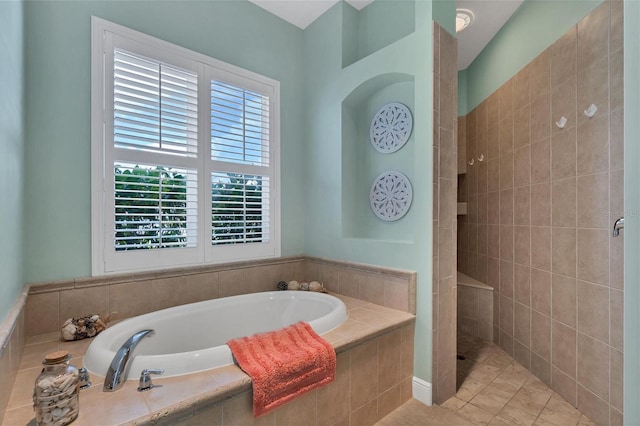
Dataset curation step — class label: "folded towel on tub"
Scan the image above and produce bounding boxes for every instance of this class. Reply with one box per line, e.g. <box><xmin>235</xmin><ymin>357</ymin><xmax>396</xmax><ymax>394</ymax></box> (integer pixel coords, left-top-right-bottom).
<box><xmin>227</xmin><ymin>321</ymin><xmax>336</xmax><ymax>417</ymax></box>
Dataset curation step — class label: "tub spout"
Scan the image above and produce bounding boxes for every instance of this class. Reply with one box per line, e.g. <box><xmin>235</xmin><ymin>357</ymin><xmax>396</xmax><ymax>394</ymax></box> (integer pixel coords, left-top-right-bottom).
<box><xmin>103</xmin><ymin>329</ymin><xmax>155</xmax><ymax>392</ymax></box>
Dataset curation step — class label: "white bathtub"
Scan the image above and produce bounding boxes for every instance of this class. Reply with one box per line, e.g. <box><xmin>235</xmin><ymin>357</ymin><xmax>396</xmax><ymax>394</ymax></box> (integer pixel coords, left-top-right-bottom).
<box><xmin>84</xmin><ymin>291</ymin><xmax>347</xmax><ymax>379</ymax></box>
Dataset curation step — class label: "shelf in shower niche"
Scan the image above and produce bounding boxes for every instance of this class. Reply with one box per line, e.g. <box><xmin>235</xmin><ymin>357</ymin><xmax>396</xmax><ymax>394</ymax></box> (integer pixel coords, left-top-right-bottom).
<box><xmin>457</xmin><ymin>202</ymin><xmax>467</xmax><ymax>215</ymax></box>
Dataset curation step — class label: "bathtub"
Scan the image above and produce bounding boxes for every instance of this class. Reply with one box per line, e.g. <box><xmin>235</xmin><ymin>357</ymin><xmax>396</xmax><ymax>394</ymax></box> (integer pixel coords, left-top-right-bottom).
<box><xmin>83</xmin><ymin>291</ymin><xmax>347</xmax><ymax>379</ymax></box>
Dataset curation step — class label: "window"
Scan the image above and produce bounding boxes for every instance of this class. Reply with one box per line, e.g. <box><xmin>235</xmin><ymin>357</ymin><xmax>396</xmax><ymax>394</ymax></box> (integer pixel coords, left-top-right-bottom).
<box><xmin>91</xmin><ymin>17</ymin><xmax>280</xmax><ymax>275</ymax></box>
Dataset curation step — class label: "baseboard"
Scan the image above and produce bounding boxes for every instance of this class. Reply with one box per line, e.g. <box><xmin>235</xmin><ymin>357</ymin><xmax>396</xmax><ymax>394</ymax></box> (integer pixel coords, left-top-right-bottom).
<box><xmin>412</xmin><ymin>376</ymin><xmax>432</xmax><ymax>406</ymax></box>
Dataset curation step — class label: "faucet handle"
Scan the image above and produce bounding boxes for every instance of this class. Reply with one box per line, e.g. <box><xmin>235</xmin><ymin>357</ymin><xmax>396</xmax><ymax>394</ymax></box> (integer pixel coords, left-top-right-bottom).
<box><xmin>78</xmin><ymin>367</ymin><xmax>92</xmax><ymax>390</ymax></box>
<box><xmin>137</xmin><ymin>369</ymin><xmax>164</xmax><ymax>392</ymax></box>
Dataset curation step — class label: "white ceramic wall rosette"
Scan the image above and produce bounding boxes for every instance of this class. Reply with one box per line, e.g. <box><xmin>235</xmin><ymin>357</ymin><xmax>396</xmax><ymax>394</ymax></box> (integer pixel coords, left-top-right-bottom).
<box><xmin>370</xmin><ymin>171</ymin><xmax>413</xmax><ymax>221</ymax></box>
<box><xmin>369</xmin><ymin>102</ymin><xmax>413</xmax><ymax>153</ymax></box>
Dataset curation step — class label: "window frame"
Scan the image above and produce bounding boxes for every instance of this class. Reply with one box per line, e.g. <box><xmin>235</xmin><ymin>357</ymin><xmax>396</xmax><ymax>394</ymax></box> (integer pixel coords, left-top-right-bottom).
<box><xmin>91</xmin><ymin>17</ymin><xmax>281</xmax><ymax>275</ymax></box>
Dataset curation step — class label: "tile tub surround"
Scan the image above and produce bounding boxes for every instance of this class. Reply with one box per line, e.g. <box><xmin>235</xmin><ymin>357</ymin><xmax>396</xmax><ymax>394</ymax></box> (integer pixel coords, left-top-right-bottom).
<box><xmin>24</xmin><ymin>255</ymin><xmax>416</xmax><ymax>337</ymax></box>
<box><xmin>457</xmin><ymin>272</ymin><xmax>494</xmax><ymax>342</ymax></box>
<box><xmin>304</xmin><ymin>257</ymin><xmax>416</xmax><ymax>315</ymax></box>
<box><xmin>457</xmin><ymin>2</ymin><xmax>623</xmax><ymax>423</ymax></box>
<box><xmin>3</xmin><ymin>294</ymin><xmax>415</xmax><ymax>426</ymax></box>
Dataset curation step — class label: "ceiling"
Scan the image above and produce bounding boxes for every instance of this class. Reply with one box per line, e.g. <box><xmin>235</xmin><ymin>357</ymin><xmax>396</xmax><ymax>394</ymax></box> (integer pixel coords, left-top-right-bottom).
<box><xmin>248</xmin><ymin>0</ymin><xmax>374</xmax><ymax>30</ymax></box>
<box><xmin>249</xmin><ymin>0</ymin><xmax>525</xmax><ymax>71</ymax></box>
<box><xmin>456</xmin><ymin>0</ymin><xmax>524</xmax><ymax>70</ymax></box>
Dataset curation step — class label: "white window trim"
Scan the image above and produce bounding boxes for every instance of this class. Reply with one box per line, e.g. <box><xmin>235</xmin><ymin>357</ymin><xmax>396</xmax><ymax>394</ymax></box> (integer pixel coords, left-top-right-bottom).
<box><xmin>91</xmin><ymin>17</ymin><xmax>281</xmax><ymax>275</ymax></box>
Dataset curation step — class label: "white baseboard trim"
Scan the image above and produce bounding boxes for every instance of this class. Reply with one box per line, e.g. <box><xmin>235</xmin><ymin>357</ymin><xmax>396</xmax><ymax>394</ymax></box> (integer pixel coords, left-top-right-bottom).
<box><xmin>412</xmin><ymin>376</ymin><xmax>432</xmax><ymax>406</ymax></box>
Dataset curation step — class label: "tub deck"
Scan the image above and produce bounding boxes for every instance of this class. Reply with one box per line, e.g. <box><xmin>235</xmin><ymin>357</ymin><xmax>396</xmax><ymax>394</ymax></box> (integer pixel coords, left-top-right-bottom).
<box><xmin>3</xmin><ymin>293</ymin><xmax>415</xmax><ymax>425</ymax></box>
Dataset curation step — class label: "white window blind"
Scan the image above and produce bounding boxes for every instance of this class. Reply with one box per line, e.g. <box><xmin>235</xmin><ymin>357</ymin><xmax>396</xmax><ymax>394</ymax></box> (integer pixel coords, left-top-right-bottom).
<box><xmin>211</xmin><ymin>81</ymin><xmax>269</xmax><ymax>166</ymax></box>
<box><xmin>211</xmin><ymin>172</ymin><xmax>270</xmax><ymax>245</ymax></box>
<box><xmin>210</xmin><ymin>79</ymin><xmax>271</xmax><ymax>246</ymax></box>
<box><xmin>92</xmin><ymin>17</ymin><xmax>280</xmax><ymax>275</ymax></box>
<box><xmin>114</xmin><ymin>49</ymin><xmax>198</xmax><ymax>157</ymax></box>
<box><xmin>114</xmin><ymin>163</ymin><xmax>197</xmax><ymax>250</ymax></box>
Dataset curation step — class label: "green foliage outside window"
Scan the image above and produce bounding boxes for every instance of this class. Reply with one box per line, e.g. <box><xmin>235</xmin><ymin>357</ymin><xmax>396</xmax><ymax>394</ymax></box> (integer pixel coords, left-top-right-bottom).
<box><xmin>114</xmin><ymin>166</ymin><xmax>264</xmax><ymax>250</ymax></box>
<box><xmin>211</xmin><ymin>174</ymin><xmax>264</xmax><ymax>244</ymax></box>
<box><xmin>114</xmin><ymin>165</ymin><xmax>188</xmax><ymax>250</ymax></box>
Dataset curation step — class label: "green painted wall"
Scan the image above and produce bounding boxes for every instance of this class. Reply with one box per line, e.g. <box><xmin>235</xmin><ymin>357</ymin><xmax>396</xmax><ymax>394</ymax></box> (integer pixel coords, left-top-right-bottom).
<box><xmin>0</xmin><ymin>0</ymin><xmax>25</xmax><ymax>323</ymax></box>
<box><xmin>357</xmin><ymin>0</ymin><xmax>415</xmax><ymax>64</ymax></box>
<box><xmin>460</xmin><ymin>0</ymin><xmax>603</xmax><ymax>115</ymax></box>
<box><xmin>432</xmin><ymin>0</ymin><xmax>455</xmax><ymax>36</ymax></box>
<box><xmin>19</xmin><ymin>0</ymin><xmax>440</xmax><ymax>384</ymax></box>
<box><xmin>303</xmin><ymin>0</ymin><xmax>434</xmax><ymax>382</ymax></box>
<box><xmin>457</xmin><ymin>68</ymin><xmax>468</xmax><ymax>116</ymax></box>
<box><xmin>22</xmin><ymin>0</ymin><xmax>306</xmax><ymax>282</ymax></box>
<box><xmin>624</xmin><ymin>0</ymin><xmax>640</xmax><ymax>422</ymax></box>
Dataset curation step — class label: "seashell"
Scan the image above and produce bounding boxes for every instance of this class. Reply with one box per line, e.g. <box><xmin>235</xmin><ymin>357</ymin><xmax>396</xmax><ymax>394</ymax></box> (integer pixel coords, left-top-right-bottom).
<box><xmin>61</xmin><ymin>323</ymin><xmax>76</xmax><ymax>341</ymax></box>
<box><xmin>299</xmin><ymin>282</ymin><xmax>310</xmax><ymax>291</ymax></box>
<box><xmin>60</xmin><ymin>314</ymin><xmax>108</xmax><ymax>341</ymax></box>
<box><xmin>309</xmin><ymin>281</ymin><xmax>323</xmax><ymax>292</ymax></box>
<box><xmin>288</xmin><ymin>280</ymin><xmax>300</xmax><ymax>290</ymax></box>
<box><xmin>37</xmin><ymin>377</ymin><xmax>54</xmax><ymax>391</ymax></box>
<box><xmin>56</xmin><ymin>374</ymin><xmax>74</xmax><ymax>391</ymax></box>
<box><xmin>52</xmin><ymin>407</ymin><xmax>63</xmax><ymax>419</ymax></box>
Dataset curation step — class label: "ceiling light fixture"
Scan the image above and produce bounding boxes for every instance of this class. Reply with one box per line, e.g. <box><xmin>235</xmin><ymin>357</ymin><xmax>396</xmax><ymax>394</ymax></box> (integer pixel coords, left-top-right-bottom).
<box><xmin>456</xmin><ymin>9</ymin><xmax>474</xmax><ymax>33</ymax></box>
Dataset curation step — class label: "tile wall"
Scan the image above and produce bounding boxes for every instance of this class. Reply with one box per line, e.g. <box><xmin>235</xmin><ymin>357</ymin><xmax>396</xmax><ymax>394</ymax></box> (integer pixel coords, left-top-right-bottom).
<box><xmin>457</xmin><ymin>273</ymin><xmax>494</xmax><ymax>342</ymax></box>
<box><xmin>305</xmin><ymin>258</ymin><xmax>416</xmax><ymax>314</ymax></box>
<box><xmin>23</xmin><ymin>256</ymin><xmax>416</xmax><ymax>338</ymax></box>
<box><xmin>457</xmin><ymin>2</ymin><xmax>623</xmax><ymax>423</ymax></box>
<box><xmin>172</xmin><ymin>323</ymin><xmax>415</xmax><ymax>426</ymax></box>
<box><xmin>432</xmin><ymin>21</ymin><xmax>459</xmax><ymax>405</ymax></box>
<box><xmin>0</xmin><ymin>255</ymin><xmax>416</xmax><ymax>422</ymax></box>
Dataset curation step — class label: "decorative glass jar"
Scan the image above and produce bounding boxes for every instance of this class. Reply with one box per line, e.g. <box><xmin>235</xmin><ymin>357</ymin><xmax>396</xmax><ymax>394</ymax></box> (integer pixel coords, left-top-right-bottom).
<box><xmin>33</xmin><ymin>351</ymin><xmax>79</xmax><ymax>425</ymax></box>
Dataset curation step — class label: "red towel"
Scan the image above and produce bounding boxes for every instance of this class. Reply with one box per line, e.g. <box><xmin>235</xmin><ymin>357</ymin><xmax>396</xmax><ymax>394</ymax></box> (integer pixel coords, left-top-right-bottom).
<box><xmin>227</xmin><ymin>321</ymin><xmax>336</xmax><ymax>417</ymax></box>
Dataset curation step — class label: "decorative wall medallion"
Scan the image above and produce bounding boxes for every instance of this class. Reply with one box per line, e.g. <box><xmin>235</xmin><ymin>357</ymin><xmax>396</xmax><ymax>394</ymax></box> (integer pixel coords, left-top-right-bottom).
<box><xmin>369</xmin><ymin>102</ymin><xmax>413</xmax><ymax>153</ymax></box>
<box><xmin>370</xmin><ymin>171</ymin><xmax>413</xmax><ymax>221</ymax></box>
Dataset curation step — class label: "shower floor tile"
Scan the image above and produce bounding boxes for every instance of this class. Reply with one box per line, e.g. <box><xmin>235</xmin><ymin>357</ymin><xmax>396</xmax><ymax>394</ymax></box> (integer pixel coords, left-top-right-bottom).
<box><xmin>376</xmin><ymin>335</ymin><xmax>595</xmax><ymax>426</ymax></box>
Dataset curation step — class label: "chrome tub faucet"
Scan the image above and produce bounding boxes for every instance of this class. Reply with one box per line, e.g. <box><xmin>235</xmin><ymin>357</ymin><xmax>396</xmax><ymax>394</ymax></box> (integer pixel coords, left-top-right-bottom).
<box><xmin>103</xmin><ymin>329</ymin><xmax>155</xmax><ymax>392</ymax></box>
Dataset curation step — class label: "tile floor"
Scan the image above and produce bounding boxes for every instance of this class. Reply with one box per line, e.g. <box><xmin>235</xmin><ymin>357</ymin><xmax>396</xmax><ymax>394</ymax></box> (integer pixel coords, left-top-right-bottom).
<box><xmin>376</xmin><ymin>334</ymin><xmax>596</xmax><ymax>426</ymax></box>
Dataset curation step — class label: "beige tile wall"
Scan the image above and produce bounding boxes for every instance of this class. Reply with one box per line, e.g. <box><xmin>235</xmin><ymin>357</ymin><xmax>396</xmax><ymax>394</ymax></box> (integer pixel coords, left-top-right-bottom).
<box><xmin>24</xmin><ymin>256</ymin><xmax>416</xmax><ymax>338</ymax></box>
<box><xmin>432</xmin><ymin>21</ymin><xmax>458</xmax><ymax>405</ymax></box>
<box><xmin>304</xmin><ymin>257</ymin><xmax>416</xmax><ymax>314</ymax></box>
<box><xmin>457</xmin><ymin>285</ymin><xmax>494</xmax><ymax>342</ymax></box>
<box><xmin>457</xmin><ymin>2</ymin><xmax>623</xmax><ymax>423</ymax></box>
<box><xmin>172</xmin><ymin>323</ymin><xmax>415</xmax><ymax>426</ymax></box>
<box><xmin>25</xmin><ymin>257</ymin><xmax>306</xmax><ymax>337</ymax></box>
